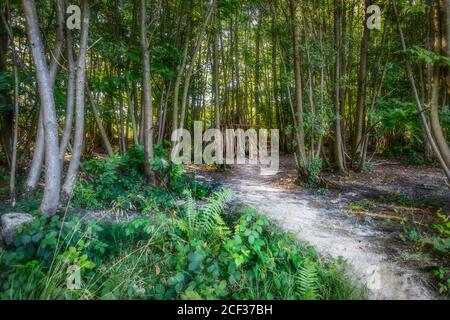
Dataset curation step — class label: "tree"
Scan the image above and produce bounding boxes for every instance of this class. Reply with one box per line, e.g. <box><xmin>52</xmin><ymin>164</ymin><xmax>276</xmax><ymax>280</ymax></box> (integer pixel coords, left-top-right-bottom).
<box><xmin>333</xmin><ymin>0</ymin><xmax>347</xmax><ymax>174</ymax></box>
<box><xmin>141</xmin><ymin>0</ymin><xmax>156</xmax><ymax>184</ymax></box>
<box><xmin>24</xmin><ymin>0</ymin><xmax>65</xmax><ymax>197</ymax></box>
<box><xmin>354</xmin><ymin>0</ymin><xmax>371</xmax><ymax>169</ymax></box>
<box><xmin>61</xmin><ymin>0</ymin><xmax>90</xmax><ymax>201</ymax></box>
<box><xmin>22</xmin><ymin>0</ymin><xmax>61</xmax><ymax>215</ymax></box>
<box><xmin>289</xmin><ymin>0</ymin><xmax>307</xmax><ymax>167</ymax></box>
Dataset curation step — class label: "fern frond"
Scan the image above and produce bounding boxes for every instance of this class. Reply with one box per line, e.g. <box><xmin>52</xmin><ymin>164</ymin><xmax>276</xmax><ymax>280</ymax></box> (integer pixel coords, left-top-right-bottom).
<box><xmin>198</xmin><ymin>189</ymin><xmax>234</xmax><ymax>236</ymax></box>
<box><xmin>295</xmin><ymin>259</ymin><xmax>320</xmax><ymax>300</ymax></box>
<box><xmin>182</xmin><ymin>189</ymin><xmax>198</xmax><ymax>228</ymax></box>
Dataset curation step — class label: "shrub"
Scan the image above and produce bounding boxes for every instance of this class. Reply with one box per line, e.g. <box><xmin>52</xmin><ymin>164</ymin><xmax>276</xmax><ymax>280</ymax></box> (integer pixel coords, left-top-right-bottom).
<box><xmin>298</xmin><ymin>158</ymin><xmax>324</xmax><ymax>187</ymax></box>
<box><xmin>71</xmin><ymin>145</ymin><xmax>213</xmax><ymax>211</ymax></box>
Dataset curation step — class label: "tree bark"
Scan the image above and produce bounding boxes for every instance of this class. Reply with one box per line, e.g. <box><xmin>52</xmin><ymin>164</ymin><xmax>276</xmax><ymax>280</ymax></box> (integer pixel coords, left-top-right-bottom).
<box><xmin>24</xmin><ymin>0</ymin><xmax>65</xmax><ymax>197</ymax></box>
<box><xmin>0</xmin><ymin>5</ymin><xmax>13</xmax><ymax>168</ymax></box>
<box><xmin>430</xmin><ymin>1</ymin><xmax>450</xmax><ymax>170</ymax></box>
<box><xmin>212</xmin><ymin>2</ymin><xmax>220</xmax><ymax>129</ymax></box>
<box><xmin>59</xmin><ymin>22</ymin><xmax>76</xmax><ymax>165</ymax></box>
<box><xmin>61</xmin><ymin>0</ymin><xmax>90</xmax><ymax>201</ymax></box>
<box><xmin>141</xmin><ymin>0</ymin><xmax>155</xmax><ymax>184</ymax></box>
<box><xmin>23</xmin><ymin>0</ymin><xmax>61</xmax><ymax>215</ymax></box>
<box><xmin>86</xmin><ymin>83</ymin><xmax>114</xmax><ymax>157</ymax></box>
<box><xmin>289</xmin><ymin>0</ymin><xmax>307</xmax><ymax>164</ymax></box>
<box><xmin>10</xmin><ymin>62</ymin><xmax>19</xmax><ymax>207</ymax></box>
<box><xmin>354</xmin><ymin>0</ymin><xmax>371</xmax><ymax>160</ymax></box>
<box><xmin>172</xmin><ymin>21</ymin><xmax>191</xmax><ymax>131</ymax></box>
<box><xmin>334</xmin><ymin>0</ymin><xmax>347</xmax><ymax>174</ymax></box>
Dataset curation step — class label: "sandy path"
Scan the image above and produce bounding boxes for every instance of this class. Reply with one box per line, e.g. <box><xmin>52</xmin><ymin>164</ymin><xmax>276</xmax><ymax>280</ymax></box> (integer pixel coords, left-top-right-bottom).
<box><xmin>193</xmin><ymin>160</ymin><xmax>436</xmax><ymax>300</ymax></box>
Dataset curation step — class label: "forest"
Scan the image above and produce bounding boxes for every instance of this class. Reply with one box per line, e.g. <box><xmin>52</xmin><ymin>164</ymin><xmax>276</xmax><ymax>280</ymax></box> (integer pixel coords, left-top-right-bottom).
<box><xmin>0</xmin><ymin>0</ymin><xmax>449</xmax><ymax>300</ymax></box>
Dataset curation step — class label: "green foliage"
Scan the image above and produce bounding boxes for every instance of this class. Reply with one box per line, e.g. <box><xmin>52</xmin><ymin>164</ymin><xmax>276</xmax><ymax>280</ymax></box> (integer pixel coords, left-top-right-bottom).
<box><xmin>298</xmin><ymin>158</ymin><xmax>324</xmax><ymax>187</ymax></box>
<box><xmin>407</xmin><ymin>46</ymin><xmax>450</xmax><ymax>67</ymax></box>
<box><xmin>371</xmin><ymin>98</ymin><xmax>425</xmax><ymax>158</ymax></box>
<box><xmin>295</xmin><ymin>259</ymin><xmax>319</xmax><ymax>300</ymax></box>
<box><xmin>433</xmin><ymin>268</ymin><xmax>450</xmax><ymax>297</ymax></box>
<box><xmin>72</xmin><ymin>145</ymin><xmax>212</xmax><ymax>212</ymax></box>
<box><xmin>400</xmin><ymin>210</ymin><xmax>449</xmax><ymax>298</ymax></box>
<box><xmin>0</xmin><ymin>192</ymin><xmax>363</xmax><ymax>300</ymax></box>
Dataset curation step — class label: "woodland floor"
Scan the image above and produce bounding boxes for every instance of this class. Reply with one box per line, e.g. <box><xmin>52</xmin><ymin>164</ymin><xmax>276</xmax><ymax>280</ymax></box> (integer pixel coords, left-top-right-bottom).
<box><xmin>189</xmin><ymin>155</ymin><xmax>449</xmax><ymax>300</ymax></box>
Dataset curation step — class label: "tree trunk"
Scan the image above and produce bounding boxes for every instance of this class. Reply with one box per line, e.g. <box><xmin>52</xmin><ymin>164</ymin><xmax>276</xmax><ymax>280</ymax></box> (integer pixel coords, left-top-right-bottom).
<box><xmin>354</xmin><ymin>0</ymin><xmax>370</xmax><ymax>161</ymax></box>
<box><xmin>0</xmin><ymin>5</ymin><xmax>13</xmax><ymax>168</ymax></box>
<box><xmin>10</xmin><ymin>61</ymin><xmax>19</xmax><ymax>207</ymax></box>
<box><xmin>141</xmin><ymin>0</ymin><xmax>155</xmax><ymax>184</ymax></box>
<box><xmin>127</xmin><ymin>82</ymin><xmax>139</xmax><ymax>145</ymax></box>
<box><xmin>61</xmin><ymin>0</ymin><xmax>90</xmax><ymax>202</ymax></box>
<box><xmin>23</xmin><ymin>0</ymin><xmax>61</xmax><ymax>215</ymax></box>
<box><xmin>59</xmin><ymin>24</ymin><xmax>76</xmax><ymax>165</ymax></box>
<box><xmin>334</xmin><ymin>0</ymin><xmax>347</xmax><ymax>174</ymax></box>
<box><xmin>212</xmin><ymin>2</ymin><xmax>220</xmax><ymax>129</ymax></box>
<box><xmin>172</xmin><ymin>17</ymin><xmax>191</xmax><ymax>131</ymax></box>
<box><xmin>255</xmin><ymin>9</ymin><xmax>262</xmax><ymax>127</ymax></box>
<box><xmin>430</xmin><ymin>1</ymin><xmax>450</xmax><ymax>170</ymax></box>
<box><xmin>24</xmin><ymin>0</ymin><xmax>65</xmax><ymax>197</ymax></box>
<box><xmin>86</xmin><ymin>83</ymin><xmax>114</xmax><ymax>156</ymax></box>
<box><xmin>289</xmin><ymin>0</ymin><xmax>307</xmax><ymax>164</ymax></box>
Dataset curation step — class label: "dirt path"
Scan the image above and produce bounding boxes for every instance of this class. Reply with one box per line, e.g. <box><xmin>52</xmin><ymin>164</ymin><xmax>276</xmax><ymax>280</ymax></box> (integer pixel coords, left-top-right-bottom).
<box><xmin>191</xmin><ymin>156</ymin><xmax>442</xmax><ymax>300</ymax></box>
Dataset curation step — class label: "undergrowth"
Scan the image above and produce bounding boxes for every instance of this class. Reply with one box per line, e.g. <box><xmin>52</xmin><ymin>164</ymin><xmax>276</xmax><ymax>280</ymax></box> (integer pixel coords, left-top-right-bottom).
<box><xmin>400</xmin><ymin>210</ymin><xmax>450</xmax><ymax>297</ymax></box>
<box><xmin>0</xmin><ymin>197</ymin><xmax>364</xmax><ymax>300</ymax></box>
<box><xmin>0</xmin><ymin>149</ymin><xmax>364</xmax><ymax>300</ymax></box>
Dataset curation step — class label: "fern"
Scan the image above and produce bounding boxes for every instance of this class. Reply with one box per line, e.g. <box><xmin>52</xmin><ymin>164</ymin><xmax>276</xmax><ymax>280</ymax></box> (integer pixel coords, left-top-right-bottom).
<box><xmin>182</xmin><ymin>189</ymin><xmax>198</xmax><ymax>228</ymax></box>
<box><xmin>181</xmin><ymin>188</ymin><xmax>233</xmax><ymax>238</ymax></box>
<box><xmin>295</xmin><ymin>259</ymin><xmax>320</xmax><ymax>300</ymax></box>
<box><xmin>198</xmin><ymin>189</ymin><xmax>233</xmax><ymax>236</ymax></box>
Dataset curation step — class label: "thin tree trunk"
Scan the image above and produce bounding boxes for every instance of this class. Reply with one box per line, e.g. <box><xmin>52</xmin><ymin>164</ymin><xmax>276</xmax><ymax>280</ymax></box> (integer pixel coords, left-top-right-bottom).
<box><xmin>61</xmin><ymin>0</ymin><xmax>90</xmax><ymax>201</ymax></box>
<box><xmin>0</xmin><ymin>5</ymin><xmax>13</xmax><ymax>167</ymax></box>
<box><xmin>172</xmin><ymin>19</ymin><xmax>191</xmax><ymax>131</ymax></box>
<box><xmin>86</xmin><ymin>83</ymin><xmax>114</xmax><ymax>156</ymax></box>
<box><xmin>59</xmin><ymin>24</ymin><xmax>75</xmax><ymax>165</ymax></box>
<box><xmin>24</xmin><ymin>0</ymin><xmax>65</xmax><ymax>197</ymax></box>
<box><xmin>444</xmin><ymin>0</ymin><xmax>450</xmax><ymax>86</ymax></box>
<box><xmin>255</xmin><ymin>9</ymin><xmax>262</xmax><ymax>127</ymax></box>
<box><xmin>23</xmin><ymin>0</ymin><xmax>61</xmax><ymax>215</ymax></box>
<box><xmin>158</xmin><ymin>81</ymin><xmax>171</xmax><ymax>144</ymax></box>
<box><xmin>10</xmin><ymin>61</ymin><xmax>19</xmax><ymax>207</ymax></box>
<box><xmin>141</xmin><ymin>0</ymin><xmax>155</xmax><ymax>184</ymax></box>
<box><xmin>334</xmin><ymin>0</ymin><xmax>347</xmax><ymax>174</ymax></box>
<box><xmin>354</xmin><ymin>0</ymin><xmax>370</xmax><ymax>160</ymax></box>
<box><xmin>289</xmin><ymin>0</ymin><xmax>307</xmax><ymax>164</ymax></box>
<box><xmin>127</xmin><ymin>82</ymin><xmax>139</xmax><ymax>145</ymax></box>
<box><xmin>118</xmin><ymin>91</ymin><xmax>126</xmax><ymax>155</ymax></box>
<box><xmin>213</xmin><ymin>2</ymin><xmax>220</xmax><ymax>129</ymax></box>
